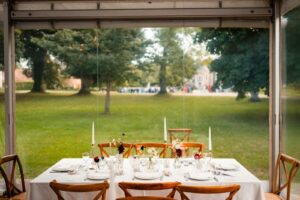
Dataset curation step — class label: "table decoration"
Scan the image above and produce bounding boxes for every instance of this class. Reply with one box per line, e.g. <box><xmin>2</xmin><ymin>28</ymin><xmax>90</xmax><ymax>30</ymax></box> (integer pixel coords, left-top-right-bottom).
<box><xmin>194</xmin><ymin>152</ymin><xmax>203</xmax><ymax>169</ymax></box>
<box><xmin>172</xmin><ymin>139</ymin><xmax>182</xmax><ymax>168</ymax></box>
<box><xmin>147</xmin><ymin>147</ymin><xmax>158</xmax><ymax>170</ymax></box>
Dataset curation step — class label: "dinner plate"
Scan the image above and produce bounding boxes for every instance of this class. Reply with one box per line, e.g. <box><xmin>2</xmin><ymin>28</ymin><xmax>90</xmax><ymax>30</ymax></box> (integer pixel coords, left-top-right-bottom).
<box><xmin>134</xmin><ymin>172</ymin><xmax>161</xmax><ymax>180</ymax></box>
<box><xmin>216</xmin><ymin>163</ymin><xmax>239</xmax><ymax>171</ymax></box>
<box><xmin>188</xmin><ymin>172</ymin><xmax>213</xmax><ymax>181</ymax></box>
<box><xmin>86</xmin><ymin>172</ymin><xmax>110</xmax><ymax>180</ymax></box>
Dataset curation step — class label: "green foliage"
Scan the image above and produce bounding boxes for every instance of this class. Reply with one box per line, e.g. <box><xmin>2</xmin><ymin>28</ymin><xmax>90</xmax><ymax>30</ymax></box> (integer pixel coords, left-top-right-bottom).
<box><xmin>195</xmin><ymin>28</ymin><xmax>269</xmax><ymax>100</ymax></box>
<box><xmin>284</xmin><ymin>8</ymin><xmax>300</xmax><ymax>87</ymax></box>
<box><xmin>153</xmin><ymin>28</ymin><xmax>196</xmax><ymax>94</ymax></box>
<box><xmin>20</xmin><ymin>30</ymin><xmax>56</xmax><ymax>92</ymax></box>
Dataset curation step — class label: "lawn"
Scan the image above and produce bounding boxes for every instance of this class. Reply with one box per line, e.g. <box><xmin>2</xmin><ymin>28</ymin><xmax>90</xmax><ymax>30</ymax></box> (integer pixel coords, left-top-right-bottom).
<box><xmin>0</xmin><ymin>91</ymin><xmax>296</xmax><ymax>180</ymax></box>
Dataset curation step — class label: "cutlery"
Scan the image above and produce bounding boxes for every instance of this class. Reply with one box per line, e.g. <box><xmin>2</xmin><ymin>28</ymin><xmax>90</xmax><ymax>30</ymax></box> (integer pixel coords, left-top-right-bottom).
<box><xmin>213</xmin><ymin>176</ymin><xmax>219</xmax><ymax>182</ymax></box>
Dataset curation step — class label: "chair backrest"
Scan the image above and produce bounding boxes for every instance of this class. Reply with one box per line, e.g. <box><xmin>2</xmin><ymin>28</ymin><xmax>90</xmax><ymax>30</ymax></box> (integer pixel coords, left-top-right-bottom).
<box><xmin>118</xmin><ymin>182</ymin><xmax>180</xmax><ymax>198</ymax></box>
<box><xmin>168</xmin><ymin>128</ymin><xmax>192</xmax><ymax>144</ymax></box>
<box><xmin>98</xmin><ymin>143</ymin><xmax>132</xmax><ymax>158</ymax></box>
<box><xmin>49</xmin><ymin>180</ymin><xmax>109</xmax><ymax>200</ymax></box>
<box><xmin>0</xmin><ymin>154</ymin><xmax>26</xmax><ymax>198</ymax></box>
<box><xmin>272</xmin><ymin>153</ymin><xmax>300</xmax><ymax>200</ymax></box>
<box><xmin>117</xmin><ymin>197</ymin><xmax>175</xmax><ymax>200</ymax></box>
<box><xmin>176</xmin><ymin>184</ymin><xmax>240</xmax><ymax>200</ymax></box>
<box><xmin>171</xmin><ymin>142</ymin><xmax>205</xmax><ymax>157</ymax></box>
<box><xmin>134</xmin><ymin>143</ymin><xmax>169</xmax><ymax>158</ymax></box>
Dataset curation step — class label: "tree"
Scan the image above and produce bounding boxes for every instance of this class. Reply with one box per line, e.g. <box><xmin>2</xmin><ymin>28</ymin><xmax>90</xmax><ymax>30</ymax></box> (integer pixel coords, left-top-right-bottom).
<box><xmin>285</xmin><ymin>9</ymin><xmax>300</xmax><ymax>87</ymax></box>
<box><xmin>194</xmin><ymin>28</ymin><xmax>269</xmax><ymax>101</ymax></box>
<box><xmin>36</xmin><ymin>28</ymin><xmax>148</xmax><ymax>114</ymax></box>
<box><xmin>34</xmin><ymin>29</ymin><xmax>98</xmax><ymax>94</ymax></box>
<box><xmin>20</xmin><ymin>30</ymin><xmax>56</xmax><ymax>92</ymax></box>
<box><xmin>153</xmin><ymin>28</ymin><xmax>196</xmax><ymax>94</ymax></box>
<box><xmin>96</xmin><ymin>29</ymin><xmax>148</xmax><ymax>114</ymax></box>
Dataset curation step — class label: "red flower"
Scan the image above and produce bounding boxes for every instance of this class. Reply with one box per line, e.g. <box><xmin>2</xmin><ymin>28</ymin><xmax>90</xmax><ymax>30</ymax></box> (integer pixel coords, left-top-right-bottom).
<box><xmin>194</xmin><ymin>153</ymin><xmax>202</xmax><ymax>160</ymax></box>
<box><xmin>94</xmin><ymin>156</ymin><xmax>100</xmax><ymax>163</ymax></box>
<box><xmin>176</xmin><ymin>149</ymin><xmax>182</xmax><ymax>158</ymax></box>
<box><xmin>118</xmin><ymin>144</ymin><xmax>125</xmax><ymax>154</ymax></box>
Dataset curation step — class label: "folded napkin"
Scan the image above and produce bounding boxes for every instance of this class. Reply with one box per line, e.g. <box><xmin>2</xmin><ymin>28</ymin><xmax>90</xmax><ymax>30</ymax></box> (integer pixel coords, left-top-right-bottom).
<box><xmin>51</xmin><ymin>164</ymin><xmax>71</xmax><ymax>172</ymax></box>
<box><xmin>134</xmin><ymin>171</ymin><xmax>161</xmax><ymax>180</ymax></box>
<box><xmin>188</xmin><ymin>171</ymin><xmax>213</xmax><ymax>181</ymax></box>
<box><xmin>86</xmin><ymin>172</ymin><xmax>110</xmax><ymax>180</ymax></box>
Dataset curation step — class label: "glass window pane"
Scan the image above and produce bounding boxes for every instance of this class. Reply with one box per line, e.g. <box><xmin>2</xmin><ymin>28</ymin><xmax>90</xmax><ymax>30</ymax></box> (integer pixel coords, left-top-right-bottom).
<box><xmin>282</xmin><ymin>5</ymin><xmax>300</xmax><ymax>197</ymax></box>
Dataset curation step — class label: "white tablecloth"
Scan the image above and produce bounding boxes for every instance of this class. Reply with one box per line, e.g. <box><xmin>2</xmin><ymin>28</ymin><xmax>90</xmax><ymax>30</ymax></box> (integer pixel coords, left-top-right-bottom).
<box><xmin>30</xmin><ymin>158</ymin><xmax>264</xmax><ymax>200</ymax></box>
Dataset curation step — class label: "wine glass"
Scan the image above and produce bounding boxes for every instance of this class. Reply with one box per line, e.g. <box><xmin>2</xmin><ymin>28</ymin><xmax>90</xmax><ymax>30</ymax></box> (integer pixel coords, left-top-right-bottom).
<box><xmin>82</xmin><ymin>152</ymin><xmax>90</xmax><ymax>170</ymax></box>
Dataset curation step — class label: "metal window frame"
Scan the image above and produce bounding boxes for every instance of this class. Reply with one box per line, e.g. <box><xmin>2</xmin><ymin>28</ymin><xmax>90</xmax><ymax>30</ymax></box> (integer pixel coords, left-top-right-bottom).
<box><xmin>1</xmin><ymin>0</ymin><xmax>297</xmax><ymax>191</ymax></box>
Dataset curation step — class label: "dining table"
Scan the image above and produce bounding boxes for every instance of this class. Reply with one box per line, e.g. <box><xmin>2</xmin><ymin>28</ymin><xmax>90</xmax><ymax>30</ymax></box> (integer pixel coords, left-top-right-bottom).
<box><xmin>30</xmin><ymin>157</ymin><xmax>265</xmax><ymax>200</ymax></box>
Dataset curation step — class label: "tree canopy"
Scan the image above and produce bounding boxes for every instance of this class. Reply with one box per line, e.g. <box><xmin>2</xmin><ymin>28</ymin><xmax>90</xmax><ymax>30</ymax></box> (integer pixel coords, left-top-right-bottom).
<box><xmin>153</xmin><ymin>28</ymin><xmax>196</xmax><ymax>94</ymax></box>
<box><xmin>194</xmin><ymin>28</ymin><xmax>269</xmax><ymax>101</ymax></box>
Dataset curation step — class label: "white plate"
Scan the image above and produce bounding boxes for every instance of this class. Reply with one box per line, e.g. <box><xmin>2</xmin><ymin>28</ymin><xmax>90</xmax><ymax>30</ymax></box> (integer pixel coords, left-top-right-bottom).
<box><xmin>86</xmin><ymin>172</ymin><xmax>109</xmax><ymax>180</ymax></box>
<box><xmin>216</xmin><ymin>163</ymin><xmax>239</xmax><ymax>171</ymax></box>
<box><xmin>134</xmin><ymin>172</ymin><xmax>161</xmax><ymax>180</ymax></box>
<box><xmin>188</xmin><ymin>172</ymin><xmax>213</xmax><ymax>181</ymax></box>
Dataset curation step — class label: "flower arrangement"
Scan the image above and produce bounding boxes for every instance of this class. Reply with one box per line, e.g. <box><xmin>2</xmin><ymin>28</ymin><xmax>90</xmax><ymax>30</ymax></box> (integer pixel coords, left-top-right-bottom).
<box><xmin>194</xmin><ymin>152</ymin><xmax>202</xmax><ymax>160</ymax></box>
<box><xmin>137</xmin><ymin>145</ymin><xmax>145</xmax><ymax>156</ymax></box>
<box><xmin>172</xmin><ymin>139</ymin><xmax>183</xmax><ymax>158</ymax></box>
<box><xmin>111</xmin><ymin>133</ymin><xmax>126</xmax><ymax>154</ymax></box>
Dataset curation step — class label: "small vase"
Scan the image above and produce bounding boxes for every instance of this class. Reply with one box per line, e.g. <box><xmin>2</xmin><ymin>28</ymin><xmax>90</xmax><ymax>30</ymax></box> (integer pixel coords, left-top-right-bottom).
<box><xmin>116</xmin><ymin>154</ymin><xmax>124</xmax><ymax>175</ymax></box>
<box><xmin>174</xmin><ymin>157</ymin><xmax>181</xmax><ymax>169</ymax></box>
<box><xmin>148</xmin><ymin>157</ymin><xmax>155</xmax><ymax>170</ymax></box>
<box><xmin>195</xmin><ymin>159</ymin><xmax>203</xmax><ymax>170</ymax></box>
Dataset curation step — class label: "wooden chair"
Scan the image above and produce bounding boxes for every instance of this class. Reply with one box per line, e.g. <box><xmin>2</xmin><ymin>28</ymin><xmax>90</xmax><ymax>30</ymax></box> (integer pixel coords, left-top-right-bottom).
<box><xmin>98</xmin><ymin>143</ymin><xmax>132</xmax><ymax>158</ymax></box>
<box><xmin>171</xmin><ymin>142</ymin><xmax>205</xmax><ymax>157</ymax></box>
<box><xmin>168</xmin><ymin>128</ymin><xmax>192</xmax><ymax>144</ymax></box>
<box><xmin>117</xmin><ymin>197</ymin><xmax>175</xmax><ymax>200</ymax></box>
<box><xmin>134</xmin><ymin>143</ymin><xmax>169</xmax><ymax>158</ymax></box>
<box><xmin>49</xmin><ymin>180</ymin><xmax>109</xmax><ymax>200</ymax></box>
<box><xmin>0</xmin><ymin>154</ymin><xmax>26</xmax><ymax>200</ymax></box>
<box><xmin>118</xmin><ymin>182</ymin><xmax>180</xmax><ymax>199</ymax></box>
<box><xmin>176</xmin><ymin>184</ymin><xmax>240</xmax><ymax>200</ymax></box>
<box><xmin>265</xmin><ymin>153</ymin><xmax>300</xmax><ymax>200</ymax></box>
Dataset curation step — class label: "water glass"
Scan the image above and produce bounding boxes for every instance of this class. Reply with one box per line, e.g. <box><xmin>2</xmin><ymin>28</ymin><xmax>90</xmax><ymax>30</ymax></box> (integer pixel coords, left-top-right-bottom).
<box><xmin>82</xmin><ymin>152</ymin><xmax>90</xmax><ymax>170</ymax></box>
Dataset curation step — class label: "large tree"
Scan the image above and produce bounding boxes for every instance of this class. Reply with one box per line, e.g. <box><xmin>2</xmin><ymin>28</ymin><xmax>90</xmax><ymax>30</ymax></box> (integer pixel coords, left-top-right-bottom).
<box><xmin>20</xmin><ymin>30</ymin><xmax>55</xmax><ymax>92</ymax></box>
<box><xmin>153</xmin><ymin>28</ymin><xmax>196</xmax><ymax>94</ymax></box>
<box><xmin>195</xmin><ymin>28</ymin><xmax>269</xmax><ymax>101</ymax></box>
<box><xmin>36</xmin><ymin>28</ymin><xmax>148</xmax><ymax>113</ymax></box>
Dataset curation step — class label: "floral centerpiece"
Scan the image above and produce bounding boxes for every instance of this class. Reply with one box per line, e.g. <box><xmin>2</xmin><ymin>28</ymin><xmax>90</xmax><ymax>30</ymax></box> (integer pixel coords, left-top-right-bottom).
<box><xmin>171</xmin><ymin>139</ymin><xmax>182</xmax><ymax>168</ymax></box>
<box><xmin>111</xmin><ymin>133</ymin><xmax>126</xmax><ymax>155</ymax></box>
<box><xmin>147</xmin><ymin>147</ymin><xmax>158</xmax><ymax>169</ymax></box>
<box><xmin>194</xmin><ymin>152</ymin><xmax>203</xmax><ymax>169</ymax></box>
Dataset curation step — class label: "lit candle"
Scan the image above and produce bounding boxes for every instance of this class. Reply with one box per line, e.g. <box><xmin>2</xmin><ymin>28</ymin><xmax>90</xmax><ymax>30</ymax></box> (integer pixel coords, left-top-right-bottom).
<box><xmin>164</xmin><ymin>117</ymin><xmax>167</xmax><ymax>143</ymax></box>
<box><xmin>92</xmin><ymin>121</ymin><xmax>95</xmax><ymax>145</ymax></box>
<box><xmin>208</xmin><ymin>126</ymin><xmax>212</xmax><ymax>151</ymax></box>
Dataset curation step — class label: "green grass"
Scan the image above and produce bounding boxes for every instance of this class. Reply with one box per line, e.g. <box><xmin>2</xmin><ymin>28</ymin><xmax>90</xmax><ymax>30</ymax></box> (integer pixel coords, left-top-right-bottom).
<box><xmin>0</xmin><ymin>91</ymin><xmax>298</xmax><ymax>180</ymax></box>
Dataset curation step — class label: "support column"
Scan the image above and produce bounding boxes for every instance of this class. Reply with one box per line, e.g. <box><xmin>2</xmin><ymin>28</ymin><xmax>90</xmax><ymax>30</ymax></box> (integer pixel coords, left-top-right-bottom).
<box><xmin>3</xmin><ymin>0</ymin><xmax>16</xmax><ymax>156</ymax></box>
<box><xmin>269</xmin><ymin>0</ymin><xmax>281</xmax><ymax>192</ymax></box>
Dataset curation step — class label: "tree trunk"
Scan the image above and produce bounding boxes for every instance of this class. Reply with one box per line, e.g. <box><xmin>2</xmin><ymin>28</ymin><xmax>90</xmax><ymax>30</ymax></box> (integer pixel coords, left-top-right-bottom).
<box><xmin>250</xmin><ymin>91</ymin><xmax>260</xmax><ymax>102</ymax></box>
<box><xmin>104</xmin><ymin>81</ymin><xmax>111</xmax><ymax>114</ymax></box>
<box><xmin>31</xmin><ymin>51</ymin><xmax>46</xmax><ymax>93</ymax></box>
<box><xmin>159</xmin><ymin>62</ymin><xmax>167</xmax><ymax>95</ymax></box>
<box><xmin>78</xmin><ymin>76</ymin><xmax>90</xmax><ymax>95</ymax></box>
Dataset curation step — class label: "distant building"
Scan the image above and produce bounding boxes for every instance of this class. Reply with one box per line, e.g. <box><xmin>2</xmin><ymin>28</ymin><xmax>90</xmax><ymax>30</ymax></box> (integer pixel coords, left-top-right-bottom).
<box><xmin>0</xmin><ymin>69</ymin><xmax>33</xmax><ymax>89</ymax></box>
<box><xmin>186</xmin><ymin>65</ymin><xmax>217</xmax><ymax>92</ymax></box>
<box><xmin>62</xmin><ymin>77</ymin><xmax>81</xmax><ymax>90</ymax></box>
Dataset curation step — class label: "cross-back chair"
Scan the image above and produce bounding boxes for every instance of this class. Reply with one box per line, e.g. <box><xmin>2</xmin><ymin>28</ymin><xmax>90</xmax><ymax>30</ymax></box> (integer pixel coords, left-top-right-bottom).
<box><xmin>265</xmin><ymin>153</ymin><xmax>300</xmax><ymax>200</ymax></box>
<box><xmin>168</xmin><ymin>128</ymin><xmax>192</xmax><ymax>144</ymax></box>
<box><xmin>98</xmin><ymin>143</ymin><xmax>132</xmax><ymax>158</ymax></box>
<box><xmin>0</xmin><ymin>154</ymin><xmax>26</xmax><ymax>200</ymax></box>
<box><xmin>117</xmin><ymin>197</ymin><xmax>175</xmax><ymax>200</ymax></box>
<box><xmin>134</xmin><ymin>143</ymin><xmax>169</xmax><ymax>158</ymax></box>
<box><xmin>118</xmin><ymin>182</ymin><xmax>180</xmax><ymax>199</ymax></box>
<box><xmin>49</xmin><ymin>180</ymin><xmax>109</xmax><ymax>200</ymax></box>
<box><xmin>176</xmin><ymin>184</ymin><xmax>240</xmax><ymax>200</ymax></box>
<box><xmin>171</xmin><ymin>142</ymin><xmax>205</xmax><ymax>157</ymax></box>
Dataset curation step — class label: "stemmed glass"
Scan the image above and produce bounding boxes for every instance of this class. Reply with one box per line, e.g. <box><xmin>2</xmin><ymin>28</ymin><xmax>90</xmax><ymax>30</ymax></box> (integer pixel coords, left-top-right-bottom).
<box><xmin>82</xmin><ymin>152</ymin><xmax>90</xmax><ymax>171</ymax></box>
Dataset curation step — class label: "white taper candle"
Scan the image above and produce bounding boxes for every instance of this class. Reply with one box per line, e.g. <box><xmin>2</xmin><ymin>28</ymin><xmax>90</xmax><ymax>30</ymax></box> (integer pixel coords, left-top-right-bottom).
<box><xmin>164</xmin><ymin>117</ymin><xmax>167</xmax><ymax>142</ymax></box>
<box><xmin>208</xmin><ymin>126</ymin><xmax>212</xmax><ymax>151</ymax></box>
